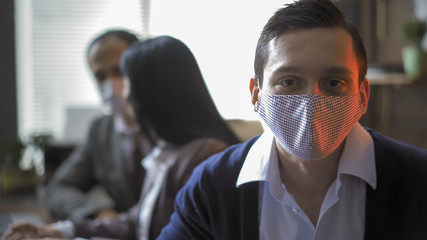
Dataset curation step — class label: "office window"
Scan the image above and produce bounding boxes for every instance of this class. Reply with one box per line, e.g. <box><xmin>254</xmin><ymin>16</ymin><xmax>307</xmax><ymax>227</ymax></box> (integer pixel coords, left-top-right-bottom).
<box><xmin>15</xmin><ymin>0</ymin><xmax>145</xmax><ymax>142</ymax></box>
<box><xmin>16</xmin><ymin>0</ymin><xmax>291</xmax><ymax>142</ymax></box>
<box><xmin>149</xmin><ymin>0</ymin><xmax>291</xmax><ymax>120</ymax></box>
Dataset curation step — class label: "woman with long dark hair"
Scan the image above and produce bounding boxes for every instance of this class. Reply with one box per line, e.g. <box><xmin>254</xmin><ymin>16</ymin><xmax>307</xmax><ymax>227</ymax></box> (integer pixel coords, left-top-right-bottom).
<box><xmin>123</xmin><ymin>35</ymin><xmax>239</xmax><ymax>146</ymax></box>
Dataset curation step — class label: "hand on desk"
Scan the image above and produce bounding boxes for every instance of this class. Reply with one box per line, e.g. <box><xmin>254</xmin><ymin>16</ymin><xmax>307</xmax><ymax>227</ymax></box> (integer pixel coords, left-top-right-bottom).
<box><xmin>0</xmin><ymin>222</ymin><xmax>63</xmax><ymax>240</ymax></box>
<box><xmin>94</xmin><ymin>209</ymin><xmax>119</xmax><ymax>220</ymax></box>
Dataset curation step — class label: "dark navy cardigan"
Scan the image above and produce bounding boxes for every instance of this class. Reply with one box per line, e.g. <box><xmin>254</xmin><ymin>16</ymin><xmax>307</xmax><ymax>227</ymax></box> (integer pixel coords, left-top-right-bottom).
<box><xmin>158</xmin><ymin>129</ymin><xmax>427</xmax><ymax>240</ymax></box>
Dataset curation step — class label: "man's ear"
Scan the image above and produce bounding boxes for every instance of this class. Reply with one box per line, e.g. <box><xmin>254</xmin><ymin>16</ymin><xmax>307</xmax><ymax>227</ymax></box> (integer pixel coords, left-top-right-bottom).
<box><xmin>359</xmin><ymin>78</ymin><xmax>370</xmax><ymax>114</ymax></box>
<box><xmin>250</xmin><ymin>78</ymin><xmax>260</xmax><ymax>111</ymax></box>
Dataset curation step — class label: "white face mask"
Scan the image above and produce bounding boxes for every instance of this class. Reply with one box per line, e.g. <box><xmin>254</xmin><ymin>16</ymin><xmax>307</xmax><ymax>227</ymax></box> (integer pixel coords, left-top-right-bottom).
<box><xmin>257</xmin><ymin>92</ymin><xmax>364</xmax><ymax>161</ymax></box>
<box><xmin>100</xmin><ymin>81</ymin><xmax>124</xmax><ymax>115</ymax></box>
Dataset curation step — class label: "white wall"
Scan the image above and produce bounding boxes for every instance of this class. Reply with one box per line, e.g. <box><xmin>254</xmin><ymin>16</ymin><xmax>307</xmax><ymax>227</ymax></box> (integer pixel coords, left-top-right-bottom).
<box><xmin>150</xmin><ymin>0</ymin><xmax>293</xmax><ymax>120</ymax></box>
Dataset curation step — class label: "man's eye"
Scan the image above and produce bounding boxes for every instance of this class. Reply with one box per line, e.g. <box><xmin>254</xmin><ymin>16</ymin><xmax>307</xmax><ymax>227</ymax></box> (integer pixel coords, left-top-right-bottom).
<box><xmin>96</xmin><ymin>74</ymin><xmax>106</xmax><ymax>84</ymax></box>
<box><xmin>327</xmin><ymin>79</ymin><xmax>343</xmax><ymax>87</ymax></box>
<box><xmin>281</xmin><ymin>79</ymin><xmax>295</xmax><ymax>86</ymax></box>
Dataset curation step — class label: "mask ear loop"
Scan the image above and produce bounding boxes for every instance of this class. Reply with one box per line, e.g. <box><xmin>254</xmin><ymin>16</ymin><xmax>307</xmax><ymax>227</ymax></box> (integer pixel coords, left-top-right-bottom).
<box><xmin>254</xmin><ymin>90</ymin><xmax>261</xmax><ymax>112</ymax></box>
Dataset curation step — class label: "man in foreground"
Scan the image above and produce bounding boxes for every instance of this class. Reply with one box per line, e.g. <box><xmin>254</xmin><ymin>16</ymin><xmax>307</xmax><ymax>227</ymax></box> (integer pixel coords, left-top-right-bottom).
<box><xmin>157</xmin><ymin>0</ymin><xmax>427</xmax><ymax>239</ymax></box>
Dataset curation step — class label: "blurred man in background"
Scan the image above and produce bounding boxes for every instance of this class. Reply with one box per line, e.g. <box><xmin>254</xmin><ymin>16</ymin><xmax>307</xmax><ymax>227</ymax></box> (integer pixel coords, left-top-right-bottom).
<box><xmin>45</xmin><ymin>29</ymin><xmax>152</xmax><ymax>221</ymax></box>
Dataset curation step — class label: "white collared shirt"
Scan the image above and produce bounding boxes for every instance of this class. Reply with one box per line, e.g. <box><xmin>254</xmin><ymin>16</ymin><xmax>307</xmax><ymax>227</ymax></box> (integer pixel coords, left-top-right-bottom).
<box><xmin>114</xmin><ymin>114</ymin><xmax>152</xmax><ymax>183</ymax></box>
<box><xmin>237</xmin><ymin>123</ymin><xmax>376</xmax><ymax>240</ymax></box>
<box><xmin>114</xmin><ymin>114</ymin><xmax>149</xmax><ymax>159</ymax></box>
<box><xmin>138</xmin><ymin>141</ymin><xmax>176</xmax><ymax>240</ymax></box>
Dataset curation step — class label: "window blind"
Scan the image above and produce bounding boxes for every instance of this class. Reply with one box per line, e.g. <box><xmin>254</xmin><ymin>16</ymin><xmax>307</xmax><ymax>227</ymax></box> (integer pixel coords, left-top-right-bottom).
<box><xmin>15</xmin><ymin>0</ymin><xmax>147</xmax><ymax>142</ymax></box>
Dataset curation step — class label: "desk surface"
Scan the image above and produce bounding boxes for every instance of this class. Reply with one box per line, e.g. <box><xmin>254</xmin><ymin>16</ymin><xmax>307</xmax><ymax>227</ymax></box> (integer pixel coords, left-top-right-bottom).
<box><xmin>0</xmin><ymin>187</ymin><xmax>53</xmax><ymax>224</ymax></box>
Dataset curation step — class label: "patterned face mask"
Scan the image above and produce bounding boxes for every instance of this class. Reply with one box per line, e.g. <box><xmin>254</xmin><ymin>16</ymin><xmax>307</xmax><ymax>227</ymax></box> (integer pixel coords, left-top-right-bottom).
<box><xmin>100</xmin><ymin>80</ymin><xmax>124</xmax><ymax>115</ymax></box>
<box><xmin>257</xmin><ymin>92</ymin><xmax>364</xmax><ymax>161</ymax></box>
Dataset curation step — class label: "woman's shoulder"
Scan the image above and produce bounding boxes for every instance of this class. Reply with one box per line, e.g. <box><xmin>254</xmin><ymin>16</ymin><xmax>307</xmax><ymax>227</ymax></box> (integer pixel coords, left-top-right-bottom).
<box><xmin>185</xmin><ymin>137</ymin><xmax>229</xmax><ymax>154</ymax></box>
<box><xmin>168</xmin><ymin>138</ymin><xmax>228</xmax><ymax>169</ymax></box>
<box><xmin>192</xmin><ymin>137</ymin><xmax>259</xmax><ymax>181</ymax></box>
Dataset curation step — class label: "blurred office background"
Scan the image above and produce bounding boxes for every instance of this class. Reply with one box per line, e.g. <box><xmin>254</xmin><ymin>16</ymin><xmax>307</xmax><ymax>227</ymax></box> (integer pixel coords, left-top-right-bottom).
<box><xmin>0</xmin><ymin>0</ymin><xmax>285</xmax><ymax>205</ymax></box>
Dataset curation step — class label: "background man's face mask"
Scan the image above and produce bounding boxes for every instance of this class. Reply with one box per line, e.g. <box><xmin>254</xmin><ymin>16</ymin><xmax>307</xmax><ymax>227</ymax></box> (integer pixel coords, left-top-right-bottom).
<box><xmin>257</xmin><ymin>92</ymin><xmax>364</xmax><ymax>161</ymax></box>
<box><xmin>100</xmin><ymin>80</ymin><xmax>124</xmax><ymax>115</ymax></box>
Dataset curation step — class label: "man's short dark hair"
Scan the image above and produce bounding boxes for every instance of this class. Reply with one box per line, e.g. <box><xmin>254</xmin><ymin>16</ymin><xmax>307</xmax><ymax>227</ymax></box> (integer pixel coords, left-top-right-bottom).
<box><xmin>87</xmin><ymin>29</ymin><xmax>139</xmax><ymax>57</ymax></box>
<box><xmin>254</xmin><ymin>0</ymin><xmax>367</xmax><ymax>86</ymax></box>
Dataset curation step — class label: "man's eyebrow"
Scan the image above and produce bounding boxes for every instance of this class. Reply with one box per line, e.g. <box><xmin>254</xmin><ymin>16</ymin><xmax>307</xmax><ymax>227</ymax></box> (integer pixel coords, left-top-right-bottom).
<box><xmin>272</xmin><ymin>66</ymin><xmax>353</xmax><ymax>76</ymax></box>
<box><xmin>273</xmin><ymin>66</ymin><xmax>300</xmax><ymax>74</ymax></box>
<box><xmin>324</xmin><ymin>66</ymin><xmax>353</xmax><ymax>75</ymax></box>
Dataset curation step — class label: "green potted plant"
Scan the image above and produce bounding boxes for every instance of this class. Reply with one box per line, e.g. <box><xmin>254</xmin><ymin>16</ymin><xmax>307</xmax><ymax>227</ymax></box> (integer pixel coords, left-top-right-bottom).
<box><xmin>401</xmin><ymin>18</ymin><xmax>427</xmax><ymax>79</ymax></box>
<box><xmin>1</xmin><ymin>133</ymin><xmax>52</xmax><ymax>193</ymax></box>
<box><xmin>1</xmin><ymin>138</ymin><xmax>37</xmax><ymax>193</ymax></box>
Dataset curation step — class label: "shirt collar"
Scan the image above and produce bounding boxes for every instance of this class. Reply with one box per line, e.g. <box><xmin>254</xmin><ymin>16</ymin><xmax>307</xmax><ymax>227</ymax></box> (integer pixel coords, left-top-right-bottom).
<box><xmin>236</xmin><ymin>122</ymin><xmax>377</xmax><ymax>190</ymax></box>
<box><xmin>338</xmin><ymin>123</ymin><xmax>376</xmax><ymax>189</ymax></box>
<box><xmin>236</xmin><ymin>129</ymin><xmax>274</xmax><ymax>186</ymax></box>
<box><xmin>141</xmin><ymin>140</ymin><xmax>174</xmax><ymax>170</ymax></box>
<box><xmin>114</xmin><ymin>114</ymin><xmax>139</xmax><ymax>135</ymax></box>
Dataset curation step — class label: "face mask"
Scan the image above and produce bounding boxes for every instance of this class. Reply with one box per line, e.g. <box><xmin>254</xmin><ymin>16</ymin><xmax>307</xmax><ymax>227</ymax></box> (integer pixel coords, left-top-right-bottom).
<box><xmin>100</xmin><ymin>81</ymin><xmax>124</xmax><ymax>115</ymax></box>
<box><xmin>257</xmin><ymin>92</ymin><xmax>364</xmax><ymax>161</ymax></box>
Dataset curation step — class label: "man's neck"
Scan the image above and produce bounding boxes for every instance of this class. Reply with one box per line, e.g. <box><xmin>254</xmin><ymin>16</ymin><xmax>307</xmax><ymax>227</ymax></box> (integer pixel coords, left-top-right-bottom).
<box><xmin>277</xmin><ymin>141</ymin><xmax>345</xmax><ymax>226</ymax></box>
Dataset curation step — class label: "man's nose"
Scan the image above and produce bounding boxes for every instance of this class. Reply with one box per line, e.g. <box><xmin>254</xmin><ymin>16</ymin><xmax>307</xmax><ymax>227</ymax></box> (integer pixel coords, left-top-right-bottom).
<box><xmin>305</xmin><ymin>82</ymin><xmax>323</xmax><ymax>95</ymax></box>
